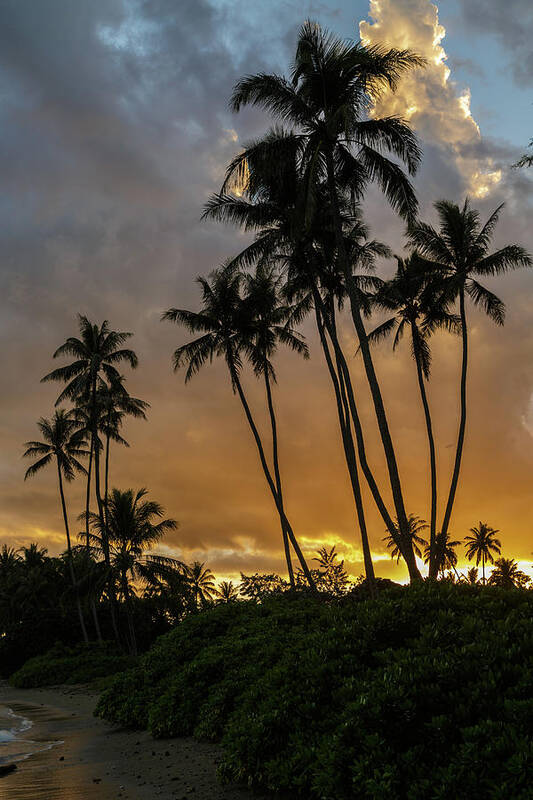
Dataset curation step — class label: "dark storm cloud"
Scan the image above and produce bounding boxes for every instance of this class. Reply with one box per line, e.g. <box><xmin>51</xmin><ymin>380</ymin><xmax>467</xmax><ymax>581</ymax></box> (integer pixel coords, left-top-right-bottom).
<box><xmin>457</xmin><ymin>0</ymin><xmax>533</xmax><ymax>86</ymax></box>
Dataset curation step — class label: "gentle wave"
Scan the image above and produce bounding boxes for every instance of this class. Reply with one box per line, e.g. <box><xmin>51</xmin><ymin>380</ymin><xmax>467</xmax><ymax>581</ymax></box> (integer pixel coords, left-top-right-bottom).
<box><xmin>0</xmin><ymin>706</ymin><xmax>62</xmax><ymax>766</ymax></box>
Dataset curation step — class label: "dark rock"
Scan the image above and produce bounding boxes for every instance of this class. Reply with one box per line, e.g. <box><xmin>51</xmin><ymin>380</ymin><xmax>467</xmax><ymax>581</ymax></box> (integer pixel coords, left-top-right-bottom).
<box><xmin>0</xmin><ymin>764</ymin><xmax>17</xmax><ymax>777</ymax></box>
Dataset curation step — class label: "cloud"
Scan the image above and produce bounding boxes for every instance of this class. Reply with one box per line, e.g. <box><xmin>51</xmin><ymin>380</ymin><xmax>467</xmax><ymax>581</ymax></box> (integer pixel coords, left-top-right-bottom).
<box><xmin>456</xmin><ymin>0</ymin><xmax>533</xmax><ymax>87</ymax></box>
<box><xmin>359</xmin><ymin>0</ymin><xmax>503</xmax><ymax>200</ymax></box>
<box><xmin>1</xmin><ymin>0</ymin><xmax>533</xmax><ymax>585</ymax></box>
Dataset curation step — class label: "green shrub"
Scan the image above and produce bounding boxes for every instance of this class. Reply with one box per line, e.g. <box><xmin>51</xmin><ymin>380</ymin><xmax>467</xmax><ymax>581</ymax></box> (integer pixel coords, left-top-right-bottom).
<box><xmin>96</xmin><ymin>584</ymin><xmax>533</xmax><ymax>799</ymax></box>
<box><xmin>10</xmin><ymin>642</ymin><xmax>135</xmax><ymax>687</ymax></box>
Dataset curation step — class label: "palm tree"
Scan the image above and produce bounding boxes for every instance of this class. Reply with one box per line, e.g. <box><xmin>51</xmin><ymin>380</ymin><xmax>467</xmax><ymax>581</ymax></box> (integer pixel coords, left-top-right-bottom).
<box><xmin>23</xmin><ymin>409</ymin><xmax>89</xmax><ymax>643</ymax></box>
<box><xmin>514</xmin><ymin>139</ymin><xmax>533</xmax><ymax>168</ymax></box>
<box><xmin>205</xmin><ymin>138</ymin><xmax>393</xmax><ymax>589</ymax></box>
<box><xmin>408</xmin><ymin>200</ymin><xmax>531</xmax><ymax>540</ymax></box>
<box><xmin>488</xmin><ymin>558</ymin><xmax>530</xmax><ymax>589</ymax></box>
<box><xmin>464</xmin><ymin>522</ymin><xmax>502</xmax><ymax>584</ymax></box>
<box><xmin>86</xmin><ymin>487</ymin><xmax>177</xmax><ymax>654</ymax></box>
<box><xmin>42</xmin><ymin>316</ymin><xmax>139</xmax><ymax>640</ymax></box>
<box><xmin>187</xmin><ymin>561</ymin><xmax>217</xmax><ymax>607</ymax></box>
<box><xmin>228</xmin><ymin>21</ymin><xmax>425</xmax><ymax>581</ymax></box>
<box><xmin>240</xmin><ymin>262</ymin><xmax>309</xmax><ymax>587</ymax></box>
<box><xmin>215</xmin><ymin>580</ymin><xmax>239</xmax><ymax>602</ymax></box>
<box><xmin>370</xmin><ymin>254</ymin><xmax>459</xmax><ymax>577</ymax></box>
<box><xmin>464</xmin><ymin>566</ymin><xmax>479</xmax><ymax>585</ymax></box>
<box><xmin>162</xmin><ymin>266</ymin><xmax>315</xmax><ymax>589</ymax></box>
<box><xmin>383</xmin><ymin>514</ymin><xmax>427</xmax><ymax>564</ymax></box>
<box><xmin>423</xmin><ymin>530</ymin><xmax>461</xmax><ymax>579</ymax></box>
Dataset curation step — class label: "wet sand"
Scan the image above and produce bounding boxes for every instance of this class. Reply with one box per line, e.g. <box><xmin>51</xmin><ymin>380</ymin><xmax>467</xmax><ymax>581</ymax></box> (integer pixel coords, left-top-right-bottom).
<box><xmin>0</xmin><ymin>685</ymin><xmax>273</xmax><ymax>800</ymax></box>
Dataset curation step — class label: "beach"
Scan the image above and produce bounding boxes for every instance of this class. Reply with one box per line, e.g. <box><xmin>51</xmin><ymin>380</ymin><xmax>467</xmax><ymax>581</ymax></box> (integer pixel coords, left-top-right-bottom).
<box><xmin>0</xmin><ymin>684</ymin><xmax>271</xmax><ymax>800</ymax></box>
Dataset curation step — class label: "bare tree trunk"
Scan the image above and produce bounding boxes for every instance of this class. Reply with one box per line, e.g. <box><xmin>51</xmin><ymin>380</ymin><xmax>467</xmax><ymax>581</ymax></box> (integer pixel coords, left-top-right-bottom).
<box><xmin>324</xmin><ymin>148</ymin><xmax>421</xmax><ymax>582</ymax></box>
<box><xmin>411</xmin><ymin>324</ymin><xmax>438</xmax><ymax>579</ymax></box>
<box><xmin>314</xmin><ymin>301</ymin><xmax>376</xmax><ymax>594</ymax></box>
<box><xmin>84</xmin><ymin>441</ymin><xmax>102</xmax><ymax>642</ymax></box>
<box><xmin>92</xmin><ymin>387</ymin><xmax>121</xmax><ymax>645</ymax></box>
<box><xmin>57</xmin><ymin>461</ymin><xmax>89</xmax><ymax>644</ymax></box>
<box><xmin>320</xmin><ymin>296</ymin><xmax>397</xmax><ymax>536</ymax></box>
<box><xmin>440</xmin><ymin>289</ymin><xmax>467</xmax><ymax>540</ymax></box>
<box><xmin>263</xmin><ymin>370</ymin><xmax>295</xmax><ymax>588</ymax></box>
<box><xmin>229</xmin><ymin>360</ymin><xmax>315</xmax><ymax>590</ymax></box>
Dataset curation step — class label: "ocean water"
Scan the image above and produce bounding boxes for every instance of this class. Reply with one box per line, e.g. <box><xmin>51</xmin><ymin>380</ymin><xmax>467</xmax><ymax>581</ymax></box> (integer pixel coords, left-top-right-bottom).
<box><xmin>0</xmin><ymin>705</ymin><xmax>60</xmax><ymax>766</ymax></box>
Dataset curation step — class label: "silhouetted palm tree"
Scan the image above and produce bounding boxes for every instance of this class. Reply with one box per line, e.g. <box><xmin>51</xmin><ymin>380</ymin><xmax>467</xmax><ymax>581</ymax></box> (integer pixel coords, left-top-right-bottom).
<box><xmin>187</xmin><ymin>561</ymin><xmax>217</xmax><ymax>608</ymax></box>
<box><xmin>42</xmin><ymin>316</ymin><xmax>139</xmax><ymax>640</ymax></box>
<box><xmin>514</xmin><ymin>139</ymin><xmax>533</xmax><ymax>168</ymax></box>
<box><xmin>488</xmin><ymin>557</ymin><xmax>530</xmax><ymax>589</ymax></box>
<box><xmin>86</xmin><ymin>487</ymin><xmax>177</xmax><ymax>654</ymax></box>
<box><xmin>162</xmin><ymin>266</ymin><xmax>315</xmax><ymax>589</ymax></box>
<box><xmin>228</xmin><ymin>21</ymin><xmax>425</xmax><ymax>580</ymax></box>
<box><xmin>423</xmin><ymin>530</ymin><xmax>461</xmax><ymax>579</ymax></box>
<box><xmin>370</xmin><ymin>254</ymin><xmax>459</xmax><ymax>577</ymax></box>
<box><xmin>23</xmin><ymin>409</ymin><xmax>89</xmax><ymax>642</ymax></box>
<box><xmin>408</xmin><ymin>201</ymin><xmax>531</xmax><ymax>541</ymax></box>
<box><xmin>464</xmin><ymin>566</ymin><xmax>479</xmax><ymax>585</ymax></box>
<box><xmin>464</xmin><ymin>522</ymin><xmax>502</xmax><ymax>584</ymax></box>
<box><xmin>206</xmin><ymin>140</ymin><xmax>392</xmax><ymax>589</ymax></box>
<box><xmin>216</xmin><ymin>580</ymin><xmax>239</xmax><ymax>603</ymax></box>
<box><xmin>383</xmin><ymin>515</ymin><xmax>427</xmax><ymax>564</ymax></box>
<box><xmin>241</xmin><ymin>262</ymin><xmax>310</xmax><ymax>587</ymax></box>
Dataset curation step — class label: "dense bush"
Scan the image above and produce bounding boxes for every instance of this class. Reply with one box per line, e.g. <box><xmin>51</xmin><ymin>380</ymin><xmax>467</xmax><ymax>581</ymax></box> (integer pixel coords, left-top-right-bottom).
<box><xmin>96</xmin><ymin>584</ymin><xmax>533</xmax><ymax>799</ymax></box>
<box><xmin>10</xmin><ymin>642</ymin><xmax>135</xmax><ymax>688</ymax></box>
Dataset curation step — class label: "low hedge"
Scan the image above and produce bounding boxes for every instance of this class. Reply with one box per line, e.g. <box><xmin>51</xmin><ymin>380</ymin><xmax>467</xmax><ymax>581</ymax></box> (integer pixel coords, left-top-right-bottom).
<box><xmin>10</xmin><ymin>642</ymin><xmax>135</xmax><ymax>687</ymax></box>
<box><xmin>95</xmin><ymin>584</ymin><xmax>533</xmax><ymax>799</ymax></box>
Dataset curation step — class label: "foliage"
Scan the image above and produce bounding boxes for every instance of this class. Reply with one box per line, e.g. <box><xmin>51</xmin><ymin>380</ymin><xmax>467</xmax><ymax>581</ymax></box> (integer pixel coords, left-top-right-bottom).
<box><xmin>10</xmin><ymin>642</ymin><xmax>134</xmax><ymax>688</ymax></box>
<box><xmin>96</xmin><ymin>584</ymin><xmax>533</xmax><ymax>799</ymax></box>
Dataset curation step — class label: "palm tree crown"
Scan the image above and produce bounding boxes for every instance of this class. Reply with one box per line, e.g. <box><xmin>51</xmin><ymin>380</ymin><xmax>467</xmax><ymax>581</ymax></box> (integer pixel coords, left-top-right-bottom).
<box><xmin>464</xmin><ymin>522</ymin><xmax>502</xmax><ymax>584</ymax></box>
<box><xmin>23</xmin><ymin>409</ymin><xmax>87</xmax><ymax>482</ymax></box>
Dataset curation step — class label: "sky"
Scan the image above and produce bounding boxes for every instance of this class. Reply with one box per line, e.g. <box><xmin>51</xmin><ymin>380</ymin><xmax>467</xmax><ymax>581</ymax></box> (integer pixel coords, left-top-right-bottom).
<box><xmin>1</xmin><ymin>0</ymin><xmax>533</xmax><ymax>584</ymax></box>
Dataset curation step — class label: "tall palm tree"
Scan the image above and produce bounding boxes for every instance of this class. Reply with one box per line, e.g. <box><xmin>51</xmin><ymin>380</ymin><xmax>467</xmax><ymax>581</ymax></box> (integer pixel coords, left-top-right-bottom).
<box><xmin>42</xmin><ymin>316</ymin><xmax>139</xmax><ymax>640</ymax></box>
<box><xmin>383</xmin><ymin>514</ymin><xmax>427</xmax><ymax>565</ymax></box>
<box><xmin>187</xmin><ymin>561</ymin><xmax>217</xmax><ymax>607</ymax></box>
<box><xmin>241</xmin><ymin>262</ymin><xmax>310</xmax><ymax>587</ymax></box>
<box><xmin>23</xmin><ymin>409</ymin><xmax>89</xmax><ymax>643</ymax></box>
<box><xmin>206</xmin><ymin>138</ymin><xmax>394</xmax><ymax>589</ymax></box>
<box><xmin>162</xmin><ymin>266</ymin><xmax>315</xmax><ymax>589</ymax></box>
<box><xmin>228</xmin><ymin>21</ymin><xmax>426</xmax><ymax>580</ymax></box>
<box><xmin>369</xmin><ymin>254</ymin><xmax>459</xmax><ymax>577</ymax></box>
<box><xmin>86</xmin><ymin>487</ymin><xmax>177</xmax><ymax>654</ymax></box>
<box><xmin>464</xmin><ymin>522</ymin><xmax>502</xmax><ymax>584</ymax></box>
<box><xmin>488</xmin><ymin>558</ymin><xmax>530</xmax><ymax>589</ymax></box>
<box><xmin>408</xmin><ymin>200</ymin><xmax>531</xmax><ymax>540</ymax></box>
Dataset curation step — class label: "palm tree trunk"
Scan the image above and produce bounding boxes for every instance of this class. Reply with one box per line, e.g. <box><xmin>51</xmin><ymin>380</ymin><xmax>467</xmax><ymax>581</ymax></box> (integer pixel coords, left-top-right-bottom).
<box><xmin>104</xmin><ymin>430</ymin><xmax>111</xmax><ymax>540</ymax></box>
<box><xmin>411</xmin><ymin>324</ymin><xmax>438</xmax><ymax>579</ymax></box>
<box><xmin>229</xmin><ymin>362</ymin><xmax>315</xmax><ymax>590</ymax></box>
<box><xmin>263</xmin><ymin>370</ymin><xmax>295</xmax><ymax>588</ymax></box>
<box><xmin>314</xmin><ymin>302</ymin><xmax>376</xmax><ymax>593</ymax></box>
<box><xmin>84</xmin><ymin>442</ymin><xmax>102</xmax><ymax>642</ymax></box>
<box><xmin>440</xmin><ymin>288</ymin><xmax>468</xmax><ymax>540</ymax></box>
<box><xmin>325</xmin><ymin>312</ymin><xmax>398</xmax><ymax>538</ymax></box>
<box><xmin>482</xmin><ymin>552</ymin><xmax>485</xmax><ymax>585</ymax></box>
<box><xmin>324</xmin><ymin>148</ymin><xmax>420</xmax><ymax>582</ymax></box>
<box><xmin>56</xmin><ymin>460</ymin><xmax>89</xmax><ymax>644</ymax></box>
<box><xmin>122</xmin><ymin>571</ymin><xmax>137</xmax><ymax>656</ymax></box>
<box><xmin>93</xmin><ymin>412</ymin><xmax>121</xmax><ymax>644</ymax></box>
<box><xmin>85</xmin><ymin>441</ymin><xmax>93</xmax><ymax>551</ymax></box>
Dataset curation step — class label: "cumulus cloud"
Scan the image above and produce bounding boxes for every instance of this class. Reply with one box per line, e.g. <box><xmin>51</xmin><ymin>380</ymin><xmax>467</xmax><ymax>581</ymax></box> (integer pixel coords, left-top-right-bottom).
<box><xmin>360</xmin><ymin>0</ymin><xmax>502</xmax><ymax>200</ymax></box>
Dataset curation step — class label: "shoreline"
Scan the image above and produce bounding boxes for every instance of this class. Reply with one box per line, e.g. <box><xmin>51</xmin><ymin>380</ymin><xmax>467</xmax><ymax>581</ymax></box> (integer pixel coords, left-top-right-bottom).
<box><xmin>0</xmin><ymin>684</ymin><xmax>272</xmax><ymax>799</ymax></box>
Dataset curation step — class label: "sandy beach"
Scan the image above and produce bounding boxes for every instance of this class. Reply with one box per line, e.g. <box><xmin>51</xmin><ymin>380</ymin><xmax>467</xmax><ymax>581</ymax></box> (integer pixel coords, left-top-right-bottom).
<box><xmin>0</xmin><ymin>684</ymin><xmax>272</xmax><ymax>800</ymax></box>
